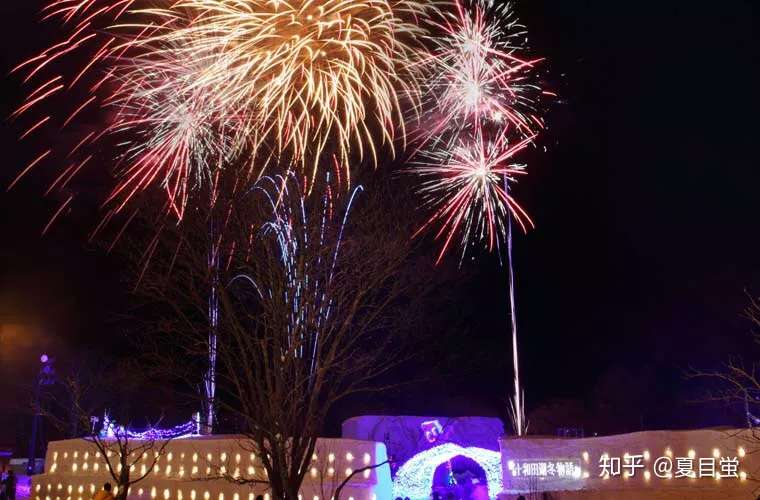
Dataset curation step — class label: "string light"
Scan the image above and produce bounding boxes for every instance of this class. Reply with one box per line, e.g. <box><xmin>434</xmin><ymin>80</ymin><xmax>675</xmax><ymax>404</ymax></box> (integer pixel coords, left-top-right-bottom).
<box><xmin>99</xmin><ymin>412</ymin><xmax>201</xmax><ymax>440</ymax></box>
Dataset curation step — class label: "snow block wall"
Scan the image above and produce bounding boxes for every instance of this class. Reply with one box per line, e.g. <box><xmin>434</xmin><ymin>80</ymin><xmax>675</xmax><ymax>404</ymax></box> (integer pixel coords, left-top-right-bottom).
<box><xmin>499</xmin><ymin>429</ymin><xmax>759</xmax><ymax>499</ymax></box>
<box><xmin>31</xmin><ymin>436</ymin><xmax>391</xmax><ymax>500</ymax></box>
<box><xmin>32</xmin><ymin>426</ymin><xmax>760</xmax><ymax>500</ymax></box>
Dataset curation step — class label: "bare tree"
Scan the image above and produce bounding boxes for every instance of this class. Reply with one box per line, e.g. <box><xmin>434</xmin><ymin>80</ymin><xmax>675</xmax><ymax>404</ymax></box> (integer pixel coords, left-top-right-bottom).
<box><xmin>688</xmin><ymin>295</ymin><xmax>760</xmax><ymax>422</ymax></box>
<box><xmin>83</xmin><ymin>418</ymin><xmax>173</xmax><ymax>500</ymax></box>
<box><xmin>686</xmin><ymin>293</ymin><xmax>760</xmax><ymax>479</ymax></box>
<box><xmin>39</xmin><ymin>361</ymin><xmax>175</xmax><ymax>500</ymax></box>
<box><xmin>135</xmin><ymin>174</ymin><xmax>429</xmax><ymax>500</ymax></box>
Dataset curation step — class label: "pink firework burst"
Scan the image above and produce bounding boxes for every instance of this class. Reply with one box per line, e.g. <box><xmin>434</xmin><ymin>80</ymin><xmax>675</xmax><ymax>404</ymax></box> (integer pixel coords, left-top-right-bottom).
<box><xmin>104</xmin><ymin>45</ymin><xmax>247</xmax><ymax>220</ymax></box>
<box><xmin>415</xmin><ymin>0</ymin><xmax>546</xmax><ymax>148</ymax></box>
<box><xmin>413</xmin><ymin>132</ymin><xmax>535</xmax><ymax>264</ymax></box>
<box><xmin>408</xmin><ymin>0</ymin><xmax>552</xmax><ymax>263</ymax></box>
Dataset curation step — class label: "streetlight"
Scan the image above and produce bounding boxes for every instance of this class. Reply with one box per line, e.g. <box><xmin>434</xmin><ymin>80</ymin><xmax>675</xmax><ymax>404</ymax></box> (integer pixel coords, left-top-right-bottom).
<box><xmin>27</xmin><ymin>354</ymin><xmax>54</xmax><ymax>475</ymax></box>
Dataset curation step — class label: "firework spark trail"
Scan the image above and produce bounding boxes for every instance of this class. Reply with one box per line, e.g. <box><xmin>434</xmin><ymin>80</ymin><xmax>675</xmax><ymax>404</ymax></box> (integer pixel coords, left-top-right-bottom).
<box><xmin>9</xmin><ymin>0</ymin><xmax>149</xmax><ymax>218</ymax></box>
<box><xmin>253</xmin><ymin>173</ymin><xmax>361</xmax><ymax>377</ymax></box>
<box><xmin>413</xmin><ymin>132</ymin><xmax>534</xmax><ymax>264</ymax></box>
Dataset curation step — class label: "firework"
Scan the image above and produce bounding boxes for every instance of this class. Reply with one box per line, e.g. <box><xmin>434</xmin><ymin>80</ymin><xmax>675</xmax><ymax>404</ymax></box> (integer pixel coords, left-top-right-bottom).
<box><xmin>251</xmin><ymin>173</ymin><xmax>362</xmax><ymax>375</ymax></box>
<box><xmin>413</xmin><ymin>132</ymin><xmax>535</xmax><ymax>264</ymax></box>
<box><xmin>408</xmin><ymin>0</ymin><xmax>550</xmax><ymax>260</ymax></box>
<box><xmin>135</xmin><ymin>0</ymin><xmax>430</xmax><ymax>184</ymax></box>
<box><xmin>11</xmin><ymin>0</ymin><xmax>429</xmax><ymax>224</ymax></box>
<box><xmin>415</xmin><ymin>0</ymin><xmax>545</xmax><ymax>147</ymax></box>
<box><xmin>104</xmin><ymin>45</ymin><xmax>247</xmax><ymax>219</ymax></box>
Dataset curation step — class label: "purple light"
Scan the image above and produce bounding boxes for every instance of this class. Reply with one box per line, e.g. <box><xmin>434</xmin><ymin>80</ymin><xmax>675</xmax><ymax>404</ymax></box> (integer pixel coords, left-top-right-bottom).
<box><xmin>421</xmin><ymin>420</ymin><xmax>444</xmax><ymax>443</ymax></box>
<box><xmin>16</xmin><ymin>475</ymin><xmax>31</xmax><ymax>499</ymax></box>
<box><xmin>40</xmin><ymin>354</ymin><xmax>49</xmax><ymax>363</ymax></box>
<box><xmin>100</xmin><ymin>412</ymin><xmax>201</xmax><ymax>440</ymax></box>
<box><xmin>123</xmin><ymin>420</ymin><xmax>197</xmax><ymax>440</ymax></box>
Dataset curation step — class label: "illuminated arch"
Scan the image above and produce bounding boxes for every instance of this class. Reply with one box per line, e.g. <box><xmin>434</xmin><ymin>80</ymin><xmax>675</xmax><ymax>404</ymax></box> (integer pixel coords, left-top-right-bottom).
<box><xmin>392</xmin><ymin>443</ymin><xmax>502</xmax><ymax>499</ymax></box>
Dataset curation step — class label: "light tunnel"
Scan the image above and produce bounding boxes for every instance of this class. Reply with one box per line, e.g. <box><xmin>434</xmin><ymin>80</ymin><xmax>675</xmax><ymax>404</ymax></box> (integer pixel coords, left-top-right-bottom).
<box><xmin>392</xmin><ymin>443</ymin><xmax>503</xmax><ymax>500</ymax></box>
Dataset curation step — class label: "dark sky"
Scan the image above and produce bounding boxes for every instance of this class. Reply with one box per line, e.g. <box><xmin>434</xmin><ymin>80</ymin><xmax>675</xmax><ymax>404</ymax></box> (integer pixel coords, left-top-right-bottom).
<box><xmin>1</xmin><ymin>0</ymin><xmax>759</xmax><ymax>445</ymax></box>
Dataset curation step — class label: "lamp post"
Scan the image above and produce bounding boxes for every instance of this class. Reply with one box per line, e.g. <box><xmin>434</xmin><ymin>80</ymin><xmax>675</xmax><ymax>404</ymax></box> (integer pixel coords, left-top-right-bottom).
<box><xmin>27</xmin><ymin>354</ymin><xmax>54</xmax><ymax>475</ymax></box>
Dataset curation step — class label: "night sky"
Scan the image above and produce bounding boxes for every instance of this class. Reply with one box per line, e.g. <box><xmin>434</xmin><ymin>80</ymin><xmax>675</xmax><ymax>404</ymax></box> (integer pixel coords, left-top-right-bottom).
<box><xmin>1</xmin><ymin>0</ymin><xmax>758</xmax><ymax>448</ymax></box>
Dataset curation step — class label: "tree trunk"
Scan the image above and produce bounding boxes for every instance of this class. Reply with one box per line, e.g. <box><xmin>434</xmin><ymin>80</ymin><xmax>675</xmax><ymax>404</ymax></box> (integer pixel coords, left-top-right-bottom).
<box><xmin>117</xmin><ymin>469</ymin><xmax>130</xmax><ymax>500</ymax></box>
<box><xmin>265</xmin><ymin>467</ymin><xmax>300</xmax><ymax>500</ymax></box>
<box><xmin>116</xmin><ymin>484</ymin><xmax>130</xmax><ymax>500</ymax></box>
<box><xmin>283</xmin><ymin>482</ymin><xmax>301</xmax><ymax>500</ymax></box>
<box><xmin>268</xmin><ymin>474</ymin><xmax>287</xmax><ymax>500</ymax></box>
